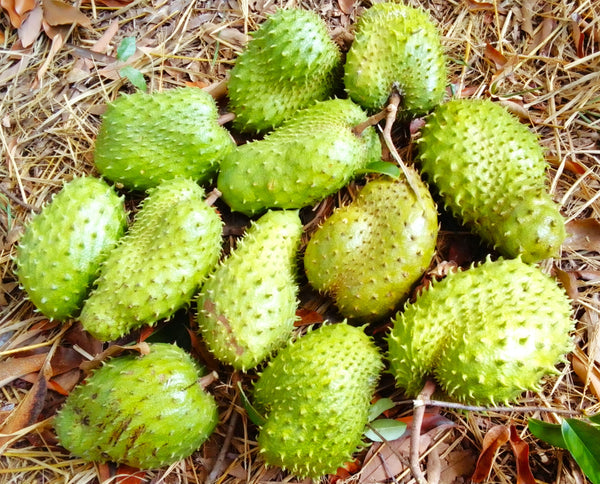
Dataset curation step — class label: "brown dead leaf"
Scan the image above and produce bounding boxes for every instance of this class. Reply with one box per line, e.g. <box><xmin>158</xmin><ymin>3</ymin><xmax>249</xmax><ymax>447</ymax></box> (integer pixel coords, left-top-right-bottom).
<box><xmin>440</xmin><ymin>449</ymin><xmax>478</xmax><ymax>483</ymax></box>
<box><xmin>520</xmin><ymin>0</ymin><xmax>535</xmax><ymax>37</ymax></box>
<box><xmin>471</xmin><ymin>425</ymin><xmax>510</xmax><ymax>482</ymax></box>
<box><xmin>464</xmin><ymin>0</ymin><xmax>507</xmax><ymax>14</ymax></box>
<box><xmin>509</xmin><ymin>426</ymin><xmax>536</xmax><ymax>484</ymax></box>
<box><xmin>0</xmin><ymin>370</ymin><xmax>48</xmax><ymax>449</ymax></box>
<box><xmin>484</xmin><ymin>42</ymin><xmax>507</xmax><ymax>69</ymax></box>
<box><xmin>572</xmin><ymin>347</ymin><xmax>600</xmax><ymax>400</ymax></box>
<box><xmin>564</xmin><ymin>218</ymin><xmax>600</xmax><ymax>252</ymax></box>
<box><xmin>17</xmin><ymin>2</ymin><xmax>42</xmax><ymax>47</ymax></box>
<box><xmin>295</xmin><ymin>308</ymin><xmax>325</xmax><ymax>326</ymax></box>
<box><xmin>42</xmin><ymin>0</ymin><xmax>91</xmax><ymax>28</ymax></box>
<box><xmin>0</xmin><ymin>0</ymin><xmax>36</xmax><ymax>28</ymax></box>
<box><xmin>553</xmin><ymin>266</ymin><xmax>580</xmax><ymax>301</ymax></box>
<box><xmin>338</xmin><ymin>0</ymin><xmax>354</xmax><ymax>15</ymax></box>
<box><xmin>81</xmin><ymin>0</ymin><xmax>133</xmax><ymax>6</ymax></box>
<box><xmin>80</xmin><ymin>342</ymin><xmax>151</xmax><ymax>374</ymax></box>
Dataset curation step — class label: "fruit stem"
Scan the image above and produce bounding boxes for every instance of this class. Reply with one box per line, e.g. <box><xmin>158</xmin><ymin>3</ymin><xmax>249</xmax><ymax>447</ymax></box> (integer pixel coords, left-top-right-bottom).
<box><xmin>218</xmin><ymin>112</ymin><xmax>236</xmax><ymax>126</ymax></box>
<box><xmin>351</xmin><ymin>109</ymin><xmax>389</xmax><ymax>137</ymax></box>
<box><xmin>411</xmin><ymin>379</ymin><xmax>436</xmax><ymax>484</ymax></box>
<box><xmin>204</xmin><ymin>188</ymin><xmax>222</xmax><ymax>207</ymax></box>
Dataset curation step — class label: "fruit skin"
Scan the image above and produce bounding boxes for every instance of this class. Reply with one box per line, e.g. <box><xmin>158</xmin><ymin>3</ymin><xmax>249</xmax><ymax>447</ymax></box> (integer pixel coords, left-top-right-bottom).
<box><xmin>54</xmin><ymin>343</ymin><xmax>218</xmax><ymax>469</ymax></box>
<box><xmin>417</xmin><ymin>98</ymin><xmax>566</xmax><ymax>262</ymax></box>
<box><xmin>304</xmin><ymin>170</ymin><xmax>438</xmax><ymax>321</ymax></box>
<box><xmin>217</xmin><ymin>98</ymin><xmax>382</xmax><ymax>216</ymax></box>
<box><xmin>80</xmin><ymin>178</ymin><xmax>223</xmax><ymax>341</ymax></box>
<box><xmin>387</xmin><ymin>257</ymin><xmax>574</xmax><ymax>404</ymax></box>
<box><xmin>253</xmin><ymin>322</ymin><xmax>384</xmax><ymax>479</ymax></box>
<box><xmin>196</xmin><ymin>210</ymin><xmax>302</xmax><ymax>370</ymax></box>
<box><xmin>344</xmin><ymin>2</ymin><xmax>447</xmax><ymax>116</ymax></box>
<box><xmin>94</xmin><ymin>87</ymin><xmax>234</xmax><ymax>191</ymax></box>
<box><xmin>15</xmin><ymin>176</ymin><xmax>127</xmax><ymax>320</ymax></box>
<box><xmin>228</xmin><ymin>8</ymin><xmax>341</xmax><ymax>134</ymax></box>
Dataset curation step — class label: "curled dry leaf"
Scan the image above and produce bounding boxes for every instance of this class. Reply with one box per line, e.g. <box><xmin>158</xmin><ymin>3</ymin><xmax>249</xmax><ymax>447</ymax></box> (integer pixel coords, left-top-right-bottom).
<box><xmin>338</xmin><ymin>0</ymin><xmax>354</xmax><ymax>15</ymax></box>
<box><xmin>0</xmin><ymin>0</ymin><xmax>36</xmax><ymax>28</ymax></box>
<box><xmin>471</xmin><ymin>424</ymin><xmax>510</xmax><ymax>482</ymax></box>
<box><xmin>42</xmin><ymin>0</ymin><xmax>91</xmax><ymax>28</ymax></box>
<box><xmin>509</xmin><ymin>426</ymin><xmax>536</xmax><ymax>484</ymax></box>
<box><xmin>564</xmin><ymin>218</ymin><xmax>600</xmax><ymax>253</ymax></box>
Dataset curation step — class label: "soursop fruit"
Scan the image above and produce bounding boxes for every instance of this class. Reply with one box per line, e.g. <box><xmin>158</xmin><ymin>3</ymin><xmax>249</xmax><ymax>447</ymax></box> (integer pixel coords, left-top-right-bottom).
<box><xmin>228</xmin><ymin>8</ymin><xmax>341</xmax><ymax>133</ymax></box>
<box><xmin>387</xmin><ymin>257</ymin><xmax>574</xmax><ymax>404</ymax></box>
<box><xmin>54</xmin><ymin>343</ymin><xmax>218</xmax><ymax>469</ymax></box>
<box><xmin>15</xmin><ymin>176</ymin><xmax>127</xmax><ymax>320</ymax></box>
<box><xmin>344</xmin><ymin>2</ymin><xmax>447</xmax><ymax>116</ymax></box>
<box><xmin>304</xmin><ymin>170</ymin><xmax>438</xmax><ymax>321</ymax></box>
<box><xmin>94</xmin><ymin>87</ymin><xmax>234</xmax><ymax>190</ymax></box>
<box><xmin>80</xmin><ymin>178</ymin><xmax>223</xmax><ymax>341</ymax></box>
<box><xmin>197</xmin><ymin>210</ymin><xmax>302</xmax><ymax>370</ymax></box>
<box><xmin>253</xmin><ymin>322</ymin><xmax>384</xmax><ymax>479</ymax></box>
<box><xmin>217</xmin><ymin>98</ymin><xmax>381</xmax><ymax>216</ymax></box>
<box><xmin>417</xmin><ymin>98</ymin><xmax>566</xmax><ymax>262</ymax></box>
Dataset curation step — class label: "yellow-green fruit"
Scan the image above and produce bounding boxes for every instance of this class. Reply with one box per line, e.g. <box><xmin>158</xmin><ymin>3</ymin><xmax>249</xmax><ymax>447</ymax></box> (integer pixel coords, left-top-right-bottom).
<box><xmin>94</xmin><ymin>87</ymin><xmax>234</xmax><ymax>190</ymax></box>
<box><xmin>344</xmin><ymin>2</ymin><xmax>447</xmax><ymax>116</ymax></box>
<box><xmin>15</xmin><ymin>176</ymin><xmax>127</xmax><ymax>320</ymax></box>
<box><xmin>228</xmin><ymin>8</ymin><xmax>341</xmax><ymax>133</ymax></box>
<box><xmin>217</xmin><ymin>98</ymin><xmax>381</xmax><ymax>216</ymax></box>
<box><xmin>254</xmin><ymin>323</ymin><xmax>384</xmax><ymax>479</ymax></box>
<box><xmin>80</xmin><ymin>178</ymin><xmax>223</xmax><ymax>341</ymax></box>
<box><xmin>54</xmin><ymin>343</ymin><xmax>218</xmax><ymax>469</ymax></box>
<box><xmin>387</xmin><ymin>257</ymin><xmax>573</xmax><ymax>404</ymax></box>
<box><xmin>417</xmin><ymin>98</ymin><xmax>566</xmax><ymax>262</ymax></box>
<box><xmin>197</xmin><ymin>210</ymin><xmax>302</xmax><ymax>370</ymax></box>
<box><xmin>304</xmin><ymin>170</ymin><xmax>438</xmax><ymax>321</ymax></box>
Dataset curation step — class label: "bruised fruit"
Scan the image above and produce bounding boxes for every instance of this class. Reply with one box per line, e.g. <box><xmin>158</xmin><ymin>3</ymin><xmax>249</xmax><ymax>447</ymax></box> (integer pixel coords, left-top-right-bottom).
<box><xmin>254</xmin><ymin>322</ymin><xmax>383</xmax><ymax>478</ymax></box>
<box><xmin>217</xmin><ymin>98</ymin><xmax>381</xmax><ymax>216</ymax></box>
<box><xmin>387</xmin><ymin>257</ymin><xmax>573</xmax><ymax>404</ymax></box>
<box><xmin>417</xmin><ymin>98</ymin><xmax>566</xmax><ymax>262</ymax></box>
<box><xmin>54</xmin><ymin>343</ymin><xmax>218</xmax><ymax>469</ymax></box>
<box><xmin>80</xmin><ymin>178</ymin><xmax>222</xmax><ymax>341</ymax></box>
<box><xmin>197</xmin><ymin>210</ymin><xmax>302</xmax><ymax>370</ymax></box>
<box><xmin>304</xmin><ymin>170</ymin><xmax>438</xmax><ymax>321</ymax></box>
<box><xmin>94</xmin><ymin>87</ymin><xmax>234</xmax><ymax>190</ymax></box>
<box><xmin>228</xmin><ymin>8</ymin><xmax>341</xmax><ymax>133</ymax></box>
<box><xmin>15</xmin><ymin>176</ymin><xmax>127</xmax><ymax>320</ymax></box>
<box><xmin>344</xmin><ymin>2</ymin><xmax>447</xmax><ymax>116</ymax></box>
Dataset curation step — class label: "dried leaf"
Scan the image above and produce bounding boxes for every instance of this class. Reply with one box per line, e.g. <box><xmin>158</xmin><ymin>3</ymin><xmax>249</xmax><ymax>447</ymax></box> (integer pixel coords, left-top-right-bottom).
<box><xmin>338</xmin><ymin>0</ymin><xmax>354</xmax><ymax>15</ymax></box>
<box><xmin>17</xmin><ymin>3</ymin><xmax>42</xmax><ymax>47</ymax></box>
<box><xmin>295</xmin><ymin>308</ymin><xmax>324</xmax><ymax>326</ymax></box>
<box><xmin>554</xmin><ymin>266</ymin><xmax>580</xmax><ymax>301</ymax></box>
<box><xmin>484</xmin><ymin>42</ymin><xmax>507</xmax><ymax>69</ymax></box>
<box><xmin>41</xmin><ymin>0</ymin><xmax>91</xmax><ymax>28</ymax></box>
<box><xmin>572</xmin><ymin>347</ymin><xmax>600</xmax><ymax>400</ymax></box>
<box><xmin>464</xmin><ymin>0</ymin><xmax>506</xmax><ymax>13</ymax></box>
<box><xmin>471</xmin><ymin>425</ymin><xmax>510</xmax><ymax>482</ymax></box>
<box><xmin>0</xmin><ymin>370</ymin><xmax>48</xmax><ymax>449</ymax></box>
<box><xmin>564</xmin><ymin>218</ymin><xmax>600</xmax><ymax>252</ymax></box>
<box><xmin>509</xmin><ymin>426</ymin><xmax>536</xmax><ymax>484</ymax></box>
<box><xmin>0</xmin><ymin>0</ymin><xmax>36</xmax><ymax>27</ymax></box>
<box><xmin>79</xmin><ymin>342</ymin><xmax>151</xmax><ymax>374</ymax></box>
<box><xmin>520</xmin><ymin>0</ymin><xmax>535</xmax><ymax>37</ymax></box>
<box><xmin>81</xmin><ymin>0</ymin><xmax>133</xmax><ymax>6</ymax></box>
<box><xmin>0</xmin><ymin>352</ymin><xmax>47</xmax><ymax>387</ymax></box>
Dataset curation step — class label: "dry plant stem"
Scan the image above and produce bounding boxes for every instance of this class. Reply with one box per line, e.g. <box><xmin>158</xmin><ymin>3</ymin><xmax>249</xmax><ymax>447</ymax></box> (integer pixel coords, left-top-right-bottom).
<box><xmin>352</xmin><ymin>109</ymin><xmax>389</xmax><ymax>137</ymax></box>
<box><xmin>205</xmin><ymin>188</ymin><xmax>222</xmax><ymax>206</ymax></box>
<box><xmin>0</xmin><ymin>184</ymin><xmax>40</xmax><ymax>213</ymax></box>
<box><xmin>424</xmin><ymin>400</ymin><xmax>586</xmax><ymax>417</ymax></box>
<box><xmin>218</xmin><ymin>112</ymin><xmax>235</xmax><ymax>126</ymax></box>
<box><xmin>207</xmin><ymin>409</ymin><xmax>240</xmax><ymax>484</ymax></box>
<box><xmin>411</xmin><ymin>380</ymin><xmax>437</xmax><ymax>484</ymax></box>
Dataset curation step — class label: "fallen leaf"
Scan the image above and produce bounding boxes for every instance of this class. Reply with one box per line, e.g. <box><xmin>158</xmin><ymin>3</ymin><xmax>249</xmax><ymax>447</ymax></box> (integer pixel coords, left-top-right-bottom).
<box><xmin>79</xmin><ymin>342</ymin><xmax>151</xmax><ymax>374</ymax></box>
<box><xmin>471</xmin><ymin>425</ymin><xmax>510</xmax><ymax>482</ymax></box>
<box><xmin>564</xmin><ymin>218</ymin><xmax>600</xmax><ymax>252</ymax></box>
<box><xmin>520</xmin><ymin>0</ymin><xmax>535</xmax><ymax>37</ymax></box>
<box><xmin>115</xmin><ymin>465</ymin><xmax>146</xmax><ymax>484</ymax></box>
<box><xmin>0</xmin><ymin>0</ymin><xmax>36</xmax><ymax>27</ymax></box>
<box><xmin>509</xmin><ymin>426</ymin><xmax>536</xmax><ymax>484</ymax></box>
<box><xmin>338</xmin><ymin>0</ymin><xmax>354</xmax><ymax>15</ymax></box>
<box><xmin>295</xmin><ymin>308</ymin><xmax>324</xmax><ymax>326</ymax></box>
<box><xmin>0</xmin><ymin>353</ymin><xmax>47</xmax><ymax>387</ymax></box>
<box><xmin>484</xmin><ymin>42</ymin><xmax>507</xmax><ymax>69</ymax></box>
<box><xmin>553</xmin><ymin>266</ymin><xmax>580</xmax><ymax>301</ymax></box>
<box><xmin>81</xmin><ymin>0</ymin><xmax>133</xmax><ymax>6</ymax></box>
<box><xmin>42</xmin><ymin>0</ymin><xmax>91</xmax><ymax>28</ymax></box>
<box><xmin>572</xmin><ymin>347</ymin><xmax>600</xmax><ymax>400</ymax></box>
<box><xmin>16</xmin><ymin>2</ymin><xmax>42</xmax><ymax>47</ymax></box>
<box><xmin>464</xmin><ymin>0</ymin><xmax>507</xmax><ymax>14</ymax></box>
<box><xmin>439</xmin><ymin>449</ymin><xmax>478</xmax><ymax>483</ymax></box>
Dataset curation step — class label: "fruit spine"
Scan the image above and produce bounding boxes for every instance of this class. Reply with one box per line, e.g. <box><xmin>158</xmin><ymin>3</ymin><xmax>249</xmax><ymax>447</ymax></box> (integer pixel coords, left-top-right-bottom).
<box><xmin>94</xmin><ymin>87</ymin><xmax>234</xmax><ymax>190</ymax></box>
<box><xmin>54</xmin><ymin>343</ymin><xmax>218</xmax><ymax>469</ymax></box>
<box><xmin>227</xmin><ymin>8</ymin><xmax>341</xmax><ymax>133</ymax></box>
<box><xmin>304</xmin><ymin>170</ymin><xmax>438</xmax><ymax>321</ymax></box>
<box><xmin>387</xmin><ymin>257</ymin><xmax>573</xmax><ymax>404</ymax></box>
<box><xmin>196</xmin><ymin>210</ymin><xmax>303</xmax><ymax>370</ymax></box>
<box><xmin>80</xmin><ymin>178</ymin><xmax>223</xmax><ymax>341</ymax></box>
<box><xmin>417</xmin><ymin>98</ymin><xmax>566</xmax><ymax>262</ymax></box>
<box><xmin>253</xmin><ymin>323</ymin><xmax>384</xmax><ymax>478</ymax></box>
<box><xmin>15</xmin><ymin>176</ymin><xmax>127</xmax><ymax>320</ymax></box>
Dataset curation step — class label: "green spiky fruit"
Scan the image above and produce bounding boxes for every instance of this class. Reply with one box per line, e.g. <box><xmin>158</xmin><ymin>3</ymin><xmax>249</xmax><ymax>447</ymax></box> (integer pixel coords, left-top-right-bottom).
<box><xmin>344</xmin><ymin>2</ymin><xmax>447</xmax><ymax>116</ymax></box>
<box><xmin>254</xmin><ymin>323</ymin><xmax>384</xmax><ymax>479</ymax></box>
<box><xmin>94</xmin><ymin>87</ymin><xmax>234</xmax><ymax>190</ymax></box>
<box><xmin>387</xmin><ymin>257</ymin><xmax>573</xmax><ymax>404</ymax></box>
<box><xmin>80</xmin><ymin>178</ymin><xmax>223</xmax><ymax>341</ymax></box>
<box><xmin>197</xmin><ymin>210</ymin><xmax>302</xmax><ymax>370</ymax></box>
<box><xmin>418</xmin><ymin>98</ymin><xmax>566</xmax><ymax>262</ymax></box>
<box><xmin>304</xmin><ymin>170</ymin><xmax>438</xmax><ymax>321</ymax></box>
<box><xmin>15</xmin><ymin>176</ymin><xmax>127</xmax><ymax>320</ymax></box>
<box><xmin>228</xmin><ymin>8</ymin><xmax>341</xmax><ymax>133</ymax></box>
<box><xmin>217</xmin><ymin>99</ymin><xmax>381</xmax><ymax>216</ymax></box>
<box><xmin>54</xmin><ymin>343</ymin><xmax>218</xmax><ymax>469</ymax></box>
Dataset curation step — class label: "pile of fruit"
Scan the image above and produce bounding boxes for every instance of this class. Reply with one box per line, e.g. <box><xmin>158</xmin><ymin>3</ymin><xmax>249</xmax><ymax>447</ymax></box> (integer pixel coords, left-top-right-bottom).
<box><xmin>14</xmin><ymin>2</ymin><xmax>574</xmax><ymax>480</ymax></box>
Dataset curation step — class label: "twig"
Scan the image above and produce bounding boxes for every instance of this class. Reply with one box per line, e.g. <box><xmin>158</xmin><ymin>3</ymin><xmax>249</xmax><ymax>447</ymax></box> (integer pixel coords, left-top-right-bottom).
<box><xmin>204</xmin><ymin>188</ymin><xmax>222</xmax><ymax>206</ymax></box>
<box><xmin>207</xmin><ymin>410</ymin><xmax>239</xmax><ymax>484</ymax></box>
<box><xmin>218</xmin><ymin>112</ymin><xmax>235</xmax><ymax>126</ymax></box>
<box><xmin>352</xmin><ymin>108</ymin><xmax>389</xmax><ymax>137</ymax></box>
<box><xmin>424</xmin><ymin>400</ymin><xmax>587</xmax><ymax>417</ymax></box>
<box><xmin>411</xmin><ymin>380</ymin><xmax>436</xmax><ymax>484</ymax></box>
<box><xmin>0</xmin><ymin>185</ymin><xmax>40</xmax><ymax>214</ymax></box>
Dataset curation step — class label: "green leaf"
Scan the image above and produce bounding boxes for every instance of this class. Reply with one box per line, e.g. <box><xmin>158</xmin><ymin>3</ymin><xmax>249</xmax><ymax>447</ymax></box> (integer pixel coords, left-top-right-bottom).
<box><xmin>119</xmin><ymin>66</ymin><xmax>147</xmax><ymax>92</ymax></box>
<box><xmin>364</xmin><ymin>419</ymin><xmax>407</xmax><ymax>442</ymax></box>
<box><xmin>562</xmin><ymin>418</ymin><xmax>600</xmax><ymax>484</ymax></box>
<box><xmin>356</xmin><ymin>161</ymin><xmax>401</xmax><ymax>178</ymax></box>
<box><xmin>237</xmin><ymin>381</ymin><xmax>266</xmax><ymax>427</ymax></box>
<box><xmin>368</xmin><ymin>397</ymin><xmax>395</xmax><ymax>422</ymax></box>
<box><xmin>528</xmin><ymin>418</ymin><xmax>567</xmax><ymax>449</ymax></box>
<box><xmin>117</xmin><ymin>36</ymin><xmax>137</xmax><ymax>61</ymax></box>
<box><xmin>588</xmin><ymin>413</ymin><xmax>600</xmax><ymax>426</ymax></box>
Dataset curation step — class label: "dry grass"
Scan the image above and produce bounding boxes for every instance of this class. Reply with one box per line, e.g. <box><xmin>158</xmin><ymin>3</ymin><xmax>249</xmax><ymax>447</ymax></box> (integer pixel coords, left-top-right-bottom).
<box><xmin>1</xmin><ymin>0</ymin><xmax>599</xmax><ymax>483</ymax></box>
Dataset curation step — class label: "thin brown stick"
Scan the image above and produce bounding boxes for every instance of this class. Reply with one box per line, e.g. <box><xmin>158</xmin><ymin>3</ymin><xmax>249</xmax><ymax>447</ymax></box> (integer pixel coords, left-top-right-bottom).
<box><xmin>207</xmin><ymin>410</ymin><xmax>240</xmax><ymax>484</ymax></box>
<box><xmin>424</xmin><ymin>400</ymin><xmax>587</xmax><ymax>417</ymax></box>
<box><xmin>352</xmin><ymin>108</ymin><xmax>389</xmax><ymax>137</ymax></box>
<box><xmin>411</xmin><ymin>380</ymin><xmax>436</xmax><ymax>484</ymax></box>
